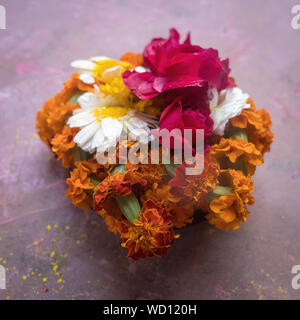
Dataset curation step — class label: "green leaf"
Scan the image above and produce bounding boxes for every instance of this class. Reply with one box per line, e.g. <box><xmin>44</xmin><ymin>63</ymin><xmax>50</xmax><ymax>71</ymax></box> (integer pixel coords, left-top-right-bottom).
<box><xmin>164</xmin><ymin>163</ymin><xmax>178</xmax><ymax>178</ymax></box>
<box><xmin>207</xmin><ymin>185</ymin><xmax>232</xmax><ymax>202</ymax></box>
<box><xmin>68</xmin><ymin>91</ymin><xmax>83</xmax><ymax>105</ymax></box>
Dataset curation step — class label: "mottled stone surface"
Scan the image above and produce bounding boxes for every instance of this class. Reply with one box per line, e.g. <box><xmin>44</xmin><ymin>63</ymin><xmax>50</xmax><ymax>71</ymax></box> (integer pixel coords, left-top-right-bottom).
<box><xmin>0</xmin><ymin>0</ymin><xmax>299</xmax><ymax>300</ymax></box>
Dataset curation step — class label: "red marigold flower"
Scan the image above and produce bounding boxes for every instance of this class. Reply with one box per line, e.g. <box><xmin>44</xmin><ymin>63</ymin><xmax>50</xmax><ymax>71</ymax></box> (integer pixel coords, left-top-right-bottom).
<box><xmin>120</xmin><ymin>200</ymin><xmax>175</xmax><ymax>260</ymax></box>
<box><xmin>93</xmin><ymin>172</ymin><xmax>132</xmax><ymax>214</ymax></box>
<box><xmin>122</xmin><ymin>28</ymin><xmax>230</xmax><ymax>100</ymax></box>
<box><xmin>169</xmin><ymin>155</ymin><xmax>219</xmax><ymax>208</ymax></box>
<box><xmin>93</xmin><ymin>168</ymin><xmax>147</xmax><ymax>216</ymax></box>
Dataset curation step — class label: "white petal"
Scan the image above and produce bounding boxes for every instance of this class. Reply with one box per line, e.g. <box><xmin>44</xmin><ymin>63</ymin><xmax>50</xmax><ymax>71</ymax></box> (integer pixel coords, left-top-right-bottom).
<box><xmin>90</xmin><ymin>56</ymin><xmax>111</xmax><ymax>62</ymax></box>
<box><xmin>101</xmin><ymin>118</ymin><xmax>123</xmax><ymax>140</ymax></box>
<box><xmin>211</xmin><ymin>87</ymin><xmax>250</xmax><ymax>136</ymax></box>
<box><xmin>96</xmin><ymin>138</ymin><xmax>116</xmax><ymax>154</ymax></box>
<box><xmin>128</xmin><ymin>117</ymin><xmax>148</xmax><ymax>129</ymax></box>
<box><xmin>101</xmin><ymin>66</ymin><xmax>123</xmax><ymax>82</ymax></box>
<box><xmin>93</xmin><ymin>84</ymin><xmax>101</xmax><ymax>95</ymax></box>
<box><xmin>67</xmin><ymin>110</ymin><xmax>95</xmax><ymax>128</ymax></box>
<box><xmin>71</xmin><ymin>59</ymin><xmax>95</xmax><ymax>71</ymax></box>
<box><xmin>79</xmin><ymin>72</ymin><xmax>95</xmax><ymax>84</ymax></box>
<box><xmin>90</xmin><ymin>127</ymin><xmax>105</xmax><ymax>150</ymax></box>
<box><xmin>81</xmin><ymin>139</ymin><xmax>96</xmax><ymax>153</ymax></box>
<box><xmin>135</xmin><ymin>66</ymin><xmax>147</xmax><ymax>73</ymax></box>
<box><xmin>127</xmin><ymin>126</ymin><xmax>149</xmax><ymax>142</ymax></box>
<box><xmin>209</xmin><ymin>87</ymin><xmax>219</xmax><ymax>110</ymax></box>
<box><xmin>74</xmin><ymin>122</ymin><xmax>99</xmax><ymax>149</ymax></box>
<box><xmin>102</xmin><ymin>95</ymin><xmax>120</xmax><ymax>107</ymax></box>
<box><xmin>78</xmin><ymin>92</ymin><xmax>103</xmax><ymax>109</ymax></box>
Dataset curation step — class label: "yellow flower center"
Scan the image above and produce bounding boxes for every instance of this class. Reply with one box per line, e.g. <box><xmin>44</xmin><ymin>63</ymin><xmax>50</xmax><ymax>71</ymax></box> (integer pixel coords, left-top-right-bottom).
<box><xmin>92</xmin><ymin>59</ymin><xmax>131</xmax><ymax>82</ymax></box>
<box><xmin>93</xmin><ymin>106</ymin><xmax>132</xmax><ymax>121</ymax></box>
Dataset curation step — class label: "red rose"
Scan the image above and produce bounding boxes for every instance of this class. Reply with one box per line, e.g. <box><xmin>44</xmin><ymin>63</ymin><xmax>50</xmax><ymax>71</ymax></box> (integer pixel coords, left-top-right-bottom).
<box><xmin>123</xmin><ymin>28</ymin><xmax>230</xmax><ymax>100</ymax></box>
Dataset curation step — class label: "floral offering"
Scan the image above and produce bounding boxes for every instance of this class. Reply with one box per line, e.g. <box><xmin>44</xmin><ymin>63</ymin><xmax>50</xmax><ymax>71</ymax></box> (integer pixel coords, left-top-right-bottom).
<box><xmin>36</xmin><ymin>29</ymin><xmax>273</xmax><ymax>260</ymax></box>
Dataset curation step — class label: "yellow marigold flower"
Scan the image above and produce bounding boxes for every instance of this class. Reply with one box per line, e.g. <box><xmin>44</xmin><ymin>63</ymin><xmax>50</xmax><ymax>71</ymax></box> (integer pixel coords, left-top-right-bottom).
<box><xmin>230</xmin><ymin>98</ymin><xmax>274</xmax><ymax>154</ymax></box>
<box><xmin>51</xmin><ymin>126</ymin><xmax>78</xmax><ymax>168</ymax></box>
<box><xmin>210</xmin><ymin>137</ymin><xmax>263</xmax><ymax>176</ymax></box>
<box><xmin>66</xmin><ymin>165</ymin><xmax>94</xmax><ymax>212</ymax></box>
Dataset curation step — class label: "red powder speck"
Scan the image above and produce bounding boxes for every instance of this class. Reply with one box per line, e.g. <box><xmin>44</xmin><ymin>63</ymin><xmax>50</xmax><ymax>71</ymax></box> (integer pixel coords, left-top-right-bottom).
<box><xmin>291</xmin><ymin>169</ymin><xmax>299</xmax><ymax>179</ymax></box>
<box><xmin>15</xmin><ymin>62</ymin><xmax>36</xmax><ymax>75</ymax></box>
<box><xmin>44</xmin><ymin>288</ymin><xmax>49</xmax><ymax>293</ymax></box>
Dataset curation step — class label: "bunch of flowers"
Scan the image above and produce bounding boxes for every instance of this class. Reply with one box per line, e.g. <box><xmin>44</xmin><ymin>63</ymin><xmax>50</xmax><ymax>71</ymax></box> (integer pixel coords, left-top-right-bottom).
<box><xmin>36</xmin><ymin>29</ymin><xmax>273</xmax><ymax>260</ymax></box>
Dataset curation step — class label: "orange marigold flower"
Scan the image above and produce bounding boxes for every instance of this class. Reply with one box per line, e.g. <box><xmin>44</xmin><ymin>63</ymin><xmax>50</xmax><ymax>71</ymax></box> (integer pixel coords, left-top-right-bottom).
<box><xmin>206</xmin><ymin>194</ymin><xmax>250</xmax><ymax>231</ymax></box>
<box><xmin>253</xmin><ymin>108</ymin><xmax>274</xmax><ymax>154</ymax></box>
<box><xmin>125</xmin><ymin>163</ymin><xmax>166</xmax><ymax>185</ymax></box>
<box><xmin>120</xmin><ymin>200</ymin><xmax>175</xmax><ymax>260</ymax></box>
<box><xmin>142</xmin><ymin>184</ymin><xmax>194</xmax><ymax>228</ymax></box>
<box><xmin>75</xmin><ymin>157</ymin><xmax>109</xmax><ymax>181</ymax></box>
<box><xmin>230</xmin><ymin>98</ymin><xmax>274</xmax><ymax>154</ymax></box>
<box><xmin>210</xmin><ymin>137</ymin><xmax>263</xmax><ymax>176</ymax></box>
<box><xmin>51</xmin><ymin>126</ymin><xmax>78</xmax><ymax>168</ymax></box>
<box><xmin>36</xmin><ymin>74</ymin><xmax>94</xmax><ymax>147</ymax></box>
<box><xmin>66</xmin><ymin>165</ymin><xmax>94</xmax><ymax>212</ymax></box>
<box><xmin>97</xmin><ymin>209</ymin><xmax>124</xmax><ymax>235</ymax></box>
<box><xmin>205</xmin><ymin>169</ymin><xmax>255</xmax><ymax>231</ymax></box>
<box><xmin>226</xmin><ymin>169</ymin><xmax>255</xmax><ymax>205</ymax></box>
<box><xmin>93</xmin><ymin>168</ymin><xmax>147</xmax><ymax>216</ymax></box>
<box><xmin>218</xmin><ymin>169</ymin><xmax>255</xmax><ymax>205</ymax></box>
<box><xmin>169</xmin><ymin>155</ymin><xmax>219</xmax><ymax>207</ymax></box>
<box><xmin>119</xmin><ymin>52</ymin><xmax>144</xmax><ymax>68</ymax></box>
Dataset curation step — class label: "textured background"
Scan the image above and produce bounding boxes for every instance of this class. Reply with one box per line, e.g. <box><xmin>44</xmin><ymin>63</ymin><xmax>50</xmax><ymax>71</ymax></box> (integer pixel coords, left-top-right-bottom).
<box><xmin>0</xmin><ymin>0</ymin><xmax>300</xmax><ymax>300</ymax></box>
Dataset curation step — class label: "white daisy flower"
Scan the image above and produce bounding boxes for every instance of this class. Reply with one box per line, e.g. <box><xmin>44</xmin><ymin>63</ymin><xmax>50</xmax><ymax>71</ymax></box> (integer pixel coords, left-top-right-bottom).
<box><xmin>209</xmin><ymin>87</ymin><xmax>250</xmax><ymax>136</ymax></box>
<box><xmin>67</xmin><ymin>85</ymin><xmax>158</xmax><ymax>160</ymax></box>
<box><xmin>70</xmin><ymin>56</ymin><xmax>110</xmax><ymax>84</ymax></box>
<box><xmin>71</xmin><ymin>56</ymin><xmax>147</xmax><ymax>85</ymax></box>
